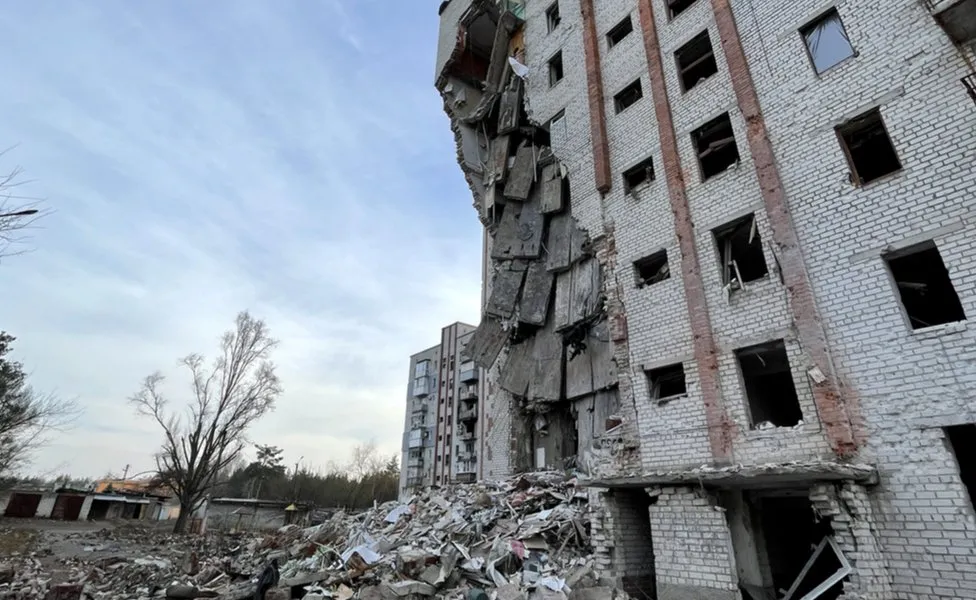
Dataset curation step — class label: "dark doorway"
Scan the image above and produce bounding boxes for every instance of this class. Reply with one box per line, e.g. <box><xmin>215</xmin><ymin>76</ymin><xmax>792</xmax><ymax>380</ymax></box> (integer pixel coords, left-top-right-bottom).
<box><xmin>51</xmin><ymin>494</ymin><xmax>85</xmax><ymax>520</ymax></box>
<box><xmin>88</xmin><ymin>499</ymin><xmax>111</xmax><ymax>520</ymax></box>
<box><xmin>612</xmin><ymin>489</ymin><xmax>657</xmax><ymax>599</ymax></box>
<box><xmin>3</xmin><ymin>493</ymin><xmax>42</xmax><ymax>518</ymax></box>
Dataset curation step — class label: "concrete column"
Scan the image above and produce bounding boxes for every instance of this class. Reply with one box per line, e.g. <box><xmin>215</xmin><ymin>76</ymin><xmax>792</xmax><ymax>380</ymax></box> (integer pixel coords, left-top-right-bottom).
<box><xmin>78</xmin><ymin>496</ymin><xmax>93</xmax><ymax>521</ymax></box>
<box><xmin>35</xmin><ymin>493</ymin><xmax>57</xmax><ymax>518</ymax></box>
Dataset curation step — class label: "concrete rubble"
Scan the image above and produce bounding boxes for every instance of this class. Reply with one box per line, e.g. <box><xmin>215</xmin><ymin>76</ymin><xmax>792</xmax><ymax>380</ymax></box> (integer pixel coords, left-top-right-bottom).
<box><xmin>0</xmin><ymin>473</ymin><xmax>619</xmax><ymax>600</ymax></box>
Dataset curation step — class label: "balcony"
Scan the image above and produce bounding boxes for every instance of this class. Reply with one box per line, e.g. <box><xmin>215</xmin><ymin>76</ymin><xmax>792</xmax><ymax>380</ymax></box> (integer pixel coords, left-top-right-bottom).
<box><xmin>455</xmin><ymin>472</ymin><xmax>477</xmax><ymax>483</ymax></box>
<box><xmin>458</xmin><ymin>406</ymin><xmax>478</xmax><ymax>423</ymax></box>
<box><xmin>459</xmin><ymin>384</ymin><xmax>478</xmax><ymax>401</ymax></box>
<box><xmin>925</xmin><ymin>0</ymin><xmax>976</xmax><ymax>45</ymax></box>
<box><xmin>459</xmin><ymin>429</ymin><xmax>477</xmax><ymax>442</ymax></box>
<box><xmin>459</xmin><ymin>362</ymin><xmax>479</xmax><ymax>383</ymax></box>
<box><xmin>406</xmin><ymin>476</ymin><xmax>425</xmax><ymax>488</ymax></box>
<box><xmin>412</xmin><ymin>376</ymin><xmax>431</xmax><ymax>397</ymax></box>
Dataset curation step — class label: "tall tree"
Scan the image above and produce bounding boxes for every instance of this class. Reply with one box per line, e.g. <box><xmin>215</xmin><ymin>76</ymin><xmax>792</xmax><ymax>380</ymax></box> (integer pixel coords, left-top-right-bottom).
<box><xmin>131</xmin><ymin>311</ymin><xmax>282</xmax><ymax>533</ymax></box>
<box><xmin>0</xmin><ymin>332</ymin><xmax>78</xmax><ymax>476</ymax></box>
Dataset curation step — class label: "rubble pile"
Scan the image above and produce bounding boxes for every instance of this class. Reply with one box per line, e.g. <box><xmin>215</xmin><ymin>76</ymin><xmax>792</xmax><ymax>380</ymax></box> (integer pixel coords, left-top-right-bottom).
<box><xmin>0</xmin><ymin>473</ymin><xmax>617</xmax><ymax>600</ymax></box>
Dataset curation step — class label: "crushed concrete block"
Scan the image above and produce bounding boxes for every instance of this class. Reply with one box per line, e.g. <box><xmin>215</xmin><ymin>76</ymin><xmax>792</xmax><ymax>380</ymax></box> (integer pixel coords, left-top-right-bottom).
<box><xmin>388</xmin><ymin>580</ymin><xmax>437</xmax><ymax>597</ymax></box>
<box><xmin>540</xmin><ymin>163</ymin><xmax>564</xmax><ymax>214</ymax></box>
<box><xmin>487</xmin><ymin>262</ymin><xmax>528</xmax><ymax>318</ymax></box>
<box><xmin>464</xmin><ymin>317</ymin><xmax>509</xmax><ymax>369</ymax></box>
<box><xmin>519</xmin><ymin>261</ymin><xmax>554</xmax><ymax>327</ymax></box>
<box><xmin>504</xmin><ymin>145</ymin><xmax>536</xmax><ymax>201</ymax></box>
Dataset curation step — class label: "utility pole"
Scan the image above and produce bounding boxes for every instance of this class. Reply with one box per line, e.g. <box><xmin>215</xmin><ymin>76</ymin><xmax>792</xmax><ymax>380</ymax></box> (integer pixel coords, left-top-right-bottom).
<box><xmin>122</xmin><ymin>464</ymin><xmax>130</xmax><ymax>481</ymax></box>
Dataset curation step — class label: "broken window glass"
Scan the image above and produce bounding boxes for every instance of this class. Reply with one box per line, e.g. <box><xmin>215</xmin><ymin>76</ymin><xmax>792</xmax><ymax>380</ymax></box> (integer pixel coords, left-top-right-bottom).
<box><xmin>646</xmin><ymin>363</ymin><xmax>686</xmax><ymax>401</ymax></box>
<box><xmin>634</xmin><ymin>250</ymin><xmax>669</xmax><ymax>287</ymax></box>
<box><xmin>546</xmin><ymin>3</ymin><xmax>561</xmax><ymax>33</ymax></box>
<box><xmin>622</xmin><ymin>156</ymin><xmax>655</xmax><ymax>193</ymax></box>
<box><xmin>676</xmin><ymin>30</ymin><xmax>718</xmax><ymax>92</ymax></box>
<box><xmin>692</xmin><ymin>113</ymin><xmax>739</xmax><ymax>180</ymax></box>
<box><xmin>884</xmin><ymin>241</ymin><xmax>966</xmax><ymax>330</ymax></box>
<box><xmin>713</xmin><ymin>214</ymin><xmax>768</xmax><ymax>290</ymax></box>
<box><xmin>614</xmin><ymin>79</ymin><xmax>643</xmax><ymax>113</ymax></box>
<box><xmin>836</xmin><ymin>108</ymin><xmax>901</xmax><ymax>185</ymax></box>
<box><xmin>607</xmin><ymin>16</ymin><xmax>634</xmax><ymax>48</ymax></box>
<box><xmin>800</xmin><ymin>9</ymin><xmax>855</xmax><ymax>74</ymax></box>
<box><xmin>548</xmin><ymin>52</ymin><xmax>564</xmax><ymax>86</ymax></box>
<box><xmin>735</xmin><ymin>340</ymin><xmax>803</xmax><ymax>429</ymax></box>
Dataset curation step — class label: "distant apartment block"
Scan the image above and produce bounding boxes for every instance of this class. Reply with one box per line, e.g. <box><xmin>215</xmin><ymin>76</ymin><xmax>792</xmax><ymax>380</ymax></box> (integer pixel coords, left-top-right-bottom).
<box><xmin>399</xmin><ymin>322</ymin><xmax>485</xmax><ymax>497</ymax></box>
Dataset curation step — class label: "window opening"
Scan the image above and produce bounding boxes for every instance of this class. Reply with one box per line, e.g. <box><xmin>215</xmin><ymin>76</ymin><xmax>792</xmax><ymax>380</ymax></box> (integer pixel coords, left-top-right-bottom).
<box><xmin>836</xmin><ymin>109</ymin><xmax>901</xmax><ymax>185</ymax></box>
<box><xmin>548</xmin><ymin>52</ymin><xmax>564</xmax><ymax>86</ymax></box>
<box><xmin>549</xmin><ymin>109</ymin><xmax>567</xmax><ymax>145</ymax></box>
<box><xmin>668</xmin><ymin>0</ymin><xmax>697</xmax><ymax>19</ymax></box>
<box><xmin>800</xmin><ymin>9</ymin><xmax>855</xmax><ymax>74</ymax></box>
<box><xmin>646</xmin><ymin>363</ymin><xmax>686</xmax><ymax>402</ymax></box>
<box><xmin>623</xmin><ymin>156</ymin><xmax>655</xmax><ymax>193</ymax></box>
<box><xmin>692</xmin><ymin>113</ymin><xmax>739</xmax><ymax>180</ymax></box>
<box><xmin>945</xmin><ymin>425</ymin><xmax>976</xmax><ymax>511</ymax></box>
<box><xmin>713</xmin><ymin>214</ymin><xmax>768</xmax><ymax>291</ymax></box>
<box><xmin>735</xmin><ymin>340</ymin><xmax>802</xmax><ymax>429</ymax></box>
<box><xmin>634</xmin><ymin>250</ymin><xmax>670</xmax><ymax>287</ymax></box>
<box><xmin>614</xmin><ymin>79</ymin><xmax>643</xmax><ymax>113</ymax></box>
<box><xmin>676</xmin><ymin>30</ymin><xmax>718</xmax><ymax>92</ymax></box>
<box><xmin>546</xmin><ymin>3</ymin><xmax>561</xmax><ymax>33</ymax></box>
<box><xmin>884</xmin><ymin>241</ymin><xmax>966</xmax><ymax>330</ymax></box>
<box><xmin>607</xmin><ymin>16</ymin><xmax>634</xmax><ymax>47</ymax></box>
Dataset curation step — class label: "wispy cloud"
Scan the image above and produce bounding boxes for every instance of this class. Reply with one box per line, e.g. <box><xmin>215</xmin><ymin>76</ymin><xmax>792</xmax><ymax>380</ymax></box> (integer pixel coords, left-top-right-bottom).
<box><xmin>0</xmin><ymin>0</ymin><xmax>481</xmax><ymax>477</ymax></box>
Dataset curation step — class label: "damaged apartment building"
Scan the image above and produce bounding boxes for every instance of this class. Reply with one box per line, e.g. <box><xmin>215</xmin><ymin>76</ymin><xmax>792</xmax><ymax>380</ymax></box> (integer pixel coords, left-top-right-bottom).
<box><xmin>435</xmin><ymin>0</ymin><xmax>976</xmax><ymax>599</ymax></box>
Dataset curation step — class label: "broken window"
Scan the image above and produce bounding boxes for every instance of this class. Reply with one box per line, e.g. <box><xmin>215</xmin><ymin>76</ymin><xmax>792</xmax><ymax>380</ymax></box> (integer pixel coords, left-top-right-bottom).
<box><xmin>713</xmin><ymin>214</ymin><xmax>768</xmax><ymax>290</ymax></box>
<box><xmin>884</xmin><ymin>241</ymin><xmax>966</xmax><ymax>330</ymax></box>
<box><xmin>614</xmin><ymin>79</ymin><xmax>643</xmax><ymax>114</ymax></box>
<box><xmin>668</xmin><ymin>0</ymin><xmax>697</xmax><ymax>19</ymax></box>
<box><xmin>548</xmin><ymin>52</ymin><xmax>564</xmax><ymax>86</ymax></box>
<box><xmin>607</xmin><ymin>16</ymin><xmax>634</xmax><ymax>48</ymax></box>
<box><xmin>692</xmin><ymin>113</ymin><xmax>739</xmax><ymax>180</ymax></box>
<box><xmin>735</xmin><ymin>340</ymin><xmax>803</xmax><ymax>429</ymax></box>
<box><xmin>622</xmin><ymin>156</ymin><xmax>655</xmax><ymax>193</ymax></box>
<box><xmin>676</xmin><ymin>30</ymin><xmax>718</xmax><ymax>92</ymax></box>
<box><xmin>634</xmin><ymin>250</ymin><xmax>670</xmax><ymax>287</ymax></box>
<box><xmin>800</xmin><ymin>9</ymin><xmax>855</xmax><ymax>75</ymax></box>
<box><xmin>945</xmin><ymin>425</ymin><xmax>976</xmax><ymax>510</ymax></box>
<box><xmin>836</xmin><ymin>109</ymin><xmax>901</xmax><ymax>186</ymax></box>
<box><xmin>646</xmin><ymin>363</ymin><xmax>686</xmax><ymax>401</ymax></box>
<box><xmin>546</xmin><ymin>2</ymin><xmax>561</xmax><ymax>33</ymax></box>
<box><xmin>549</xmin><ymin>109</ymin><xmax>567</xmax><ymax>145</ymax></box>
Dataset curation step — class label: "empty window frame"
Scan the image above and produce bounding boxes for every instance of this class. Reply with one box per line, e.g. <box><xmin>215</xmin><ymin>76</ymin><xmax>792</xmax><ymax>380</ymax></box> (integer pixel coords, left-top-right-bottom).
<box><xmin>713</xmin><ymin>214</ymin><xmax>768</xmax><ymax>289</ymax></box>
<box><xmin>800</xmin><ymin>9</ymin><xmax>855</xmax><ymax>75</ymax></box>
<box><xmin>945</xmin><ymin>425</ymin><xmax>976</xmax><ymax>510</ymax></box>
<box><xmin>548</xmin><ymin>52</ymin><xmax>564</xmax><ymax>86</ymax></box>
<box><xmin>614</xmin><ymin>79</ymin><xmax>643</xmax><ymax>113</ymax></box>
<box><xmin>668</xmin><ymin>0</ymin><xmax>697</xmax><ymax>19</ymax></box>
<box><xmin>546</xmin><ymin>3</ymin><xmax>561</xmax><ymax>33</ymax></box>
<box><xmin>646</xmin><ymin>363</ymin><xmax>687</xmax><ymax>401</ymax></box>
<box><xmin>607</xmin><ymin>16</ymin><xmax>634</xmax><ymax>48</ymax></box>
<box><xmin>735</xmin><ymin>340</ymin><xmax>803</xmax><ymax>429</ymax></box>
<box><xmin>676</xmin><ymin>31</ymin><xmax>718</xmax><ymax>92</ymax></box>
<box><xmin>622</xmin><ymin>156</ymin><xmax>655</xmax><ymax>193</ymax></box>
<box><xmin>634</xmin><ymin>250</ymin><xmax>670</xmax><ymax>287</ymax></box>
<box><xmin>692</xmin><ymin>113</ymin><xmax>739</xmax><ymax>180</ymax></box>
<box><xmin>884</xmin><ymin>241</ymin><xmax>966</xmax><ymax>330</ymax></box>
<box><xmin>836</xmin><ymin>109</ymin><xmax>901</xmax><ymax>186</ymax></box>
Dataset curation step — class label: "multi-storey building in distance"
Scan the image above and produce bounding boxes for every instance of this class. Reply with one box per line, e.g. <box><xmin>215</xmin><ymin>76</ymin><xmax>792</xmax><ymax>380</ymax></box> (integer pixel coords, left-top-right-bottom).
<box><xmin>399</xmin><ymin>322</ymin><xmax>486</xmax><ymax>497</ymax></box>
<box><xmin>435</xmin><ymin>0</ymin><xmax>976</xmax><ymax>598</ymax></box>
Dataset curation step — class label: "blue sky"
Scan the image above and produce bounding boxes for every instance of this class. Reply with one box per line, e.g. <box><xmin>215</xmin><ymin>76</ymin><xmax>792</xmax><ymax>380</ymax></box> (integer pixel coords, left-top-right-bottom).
<box><xmin>0</xmin><ymin>1</ymin><xmax>482</xmax><ymax>478</ymax></box>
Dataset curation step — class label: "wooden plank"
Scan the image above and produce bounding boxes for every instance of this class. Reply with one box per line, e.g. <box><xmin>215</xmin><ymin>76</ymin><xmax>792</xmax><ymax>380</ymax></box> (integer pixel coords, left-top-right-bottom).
<box><xmin>503</xmin><ymin>145</ymin><xmax>535</xmax><ymax>201</ymax></box>
<box><xmin>486</xmin><ymin>263</ymin><xmax>526</xmax><ymax>318</ymax></box>
<box><xmin>497</xmin><ymin>78</ymin><xmax>523</xmax><ymax>135</ymax></box>
<box><xmin>518</xmin><ymin>261</ymin><xmax>554</xmax><ymax>327</ymax></box>
<box><xmin>464</xmin><ymin>317</ymin><xmax>509</xmax><ymax>370</ymax></box>
<box><xmin>499</xmin><ymin>339</ymin><xmax>533</xmax><ymax>397</ymax></box>
<box><xmin>540</xmin><ymin>163</ymin><xmax>564</xmax><ymax>214</ymax></box>
<box><xmin>488</xmin><ymin>135</ymin><xmax>511</xmax><ymax>185</ymax></box>
<box><xmin>527</xmin><ymin>327</ymin><xmax>564</xmax><ymax>402</ymax></box>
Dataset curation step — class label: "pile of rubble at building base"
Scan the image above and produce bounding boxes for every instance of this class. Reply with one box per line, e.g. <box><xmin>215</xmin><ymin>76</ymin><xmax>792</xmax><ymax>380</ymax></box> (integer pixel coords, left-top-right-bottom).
<box><xmin>261</xmin><ymin>472</ymin><xmax>620</xmax><ymax>600</ymax></box>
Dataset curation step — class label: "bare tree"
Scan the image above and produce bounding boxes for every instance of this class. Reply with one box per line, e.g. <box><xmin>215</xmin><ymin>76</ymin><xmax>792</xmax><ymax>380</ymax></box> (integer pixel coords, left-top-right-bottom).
<box><xmin>348</xmin><ymin>440</ymin><xmax>385</xmax><ymax>480</ymax></box>
<box><xmin>0</xmin><ymin>332</ymin><xmax>79</xmax><ymax>476</ymax></box>
<box><xmin>0</xmin><ymin>148</ymin><xmax>47</xmax><ymax>260</ymax></box>
<box><xmin>131</xmin><ymin>311</ymin><xmax>282</xmax><ymax>533</ymax></box>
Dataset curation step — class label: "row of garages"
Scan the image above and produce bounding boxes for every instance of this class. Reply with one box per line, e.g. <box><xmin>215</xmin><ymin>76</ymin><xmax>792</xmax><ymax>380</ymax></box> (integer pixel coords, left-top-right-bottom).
<box><xmin>1</xmin><ymin>488</ymin><xmax>166</xmax><ymax>521</ymax></box>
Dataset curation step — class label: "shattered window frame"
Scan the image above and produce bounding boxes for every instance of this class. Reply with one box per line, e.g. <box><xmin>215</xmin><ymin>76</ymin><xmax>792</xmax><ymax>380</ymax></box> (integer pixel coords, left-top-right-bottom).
<box><xmin>622</xmin><ymin>156</ymin><xmax>656</xmax><ymax>194</ymax></box>
<box><xmin>546</xmin><ymin>2</ymin><xmax>561</xmax><ymax>33</ymax></box>
<box><xmin>634</xmin><ymin>249</ymin><xmax>670</xmax><ymax>287</ymax></box>
<box><xmin>606</xmin><ymin>15</ymin><xmax>634</xmax><ymax>48</ymax></box>
<box><xmin>735</xmin><ymin>340</ymin><xmax>804</xmax><ymax>430</ymax></box>
<box><xmin>800</xmin><ymin>8</ymin><xmax>856</xmax><ymax>75</ymax></box>
<box><xmin>883</xmin><ymin>240</ymin><xmax>967</xmax><ymax>331</ymax></box>
<box><xmin>712</xmin><ymin>214</ymin><xmax>769</xmax><ymax>291</ymax></box>
<box><xmin>646</xmin><ymin>363</ymin><xmax>687</xmax><ymax>402</ymax></box>
<box><xmin>613</xmin><ymin>78</ymin><xmax>644</xmax><ymax>114</ymax></box>
<box><xmin>835</xmin><ymin>108</ymin><xmax>902</xmax><ymax>186</ymax></box>
<box><xmin>675</xmin><ymin>30</ymin><xmax>718</xmax><ymax>93</ymax></box>
<box><xmin>691</xmin><ymin>112</ymin><xmax>740</xmax><ymax>181</ymax></box>
<box><xmin>548</xmin><ymin>51</ymin><xmax>564</xmax><ymax>87</ymax></box>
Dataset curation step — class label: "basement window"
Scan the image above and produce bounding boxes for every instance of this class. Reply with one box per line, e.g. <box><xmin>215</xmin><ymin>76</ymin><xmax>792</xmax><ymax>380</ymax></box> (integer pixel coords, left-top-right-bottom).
<box><xmin>676</xmin><ymin>31</ymin><xmax>718</xmax><ymax>92</ymax></box>
<box><xmin>945</xmin><ymin>425</ymin><xmax>976</xmax><ymax>510</ymax></box>
<box><xmin>884</xmin><ymin>241</ymin><xmax>966</xmax><ymax>330</ymax></box>
<box><xmin>634</xmin><ymin>250</ymin><xmax>670</xmax><ymax>287</ymax></box>
<box><xmin>646</xmin><ymin>363</ymin><xmax>687</xmax><ymax>402</ymax></box>
<box><xmin>622</xmin><ymin>156</ymin><xmax>655</xmax><ymax>193</ymax></box>
<box><xmin>546</xmin><ymin>3</ymin><xmax>561</xmax><ymax>33</ymax></box>
<box><xmin>668</xmin><ymin>0</ymin><xmax>697</xmax><ymax>19</ymax></box>
<box><xmin>692</xmin><ymin>113</ymin><xmax>739</xmax><ymax>180</ymax></box>
<box><xmin>614</xmin><ymin>79</ymin><xmax>644</xmax><ymax>114</ymax></box>
<box><xmin>736</xmin><ymin>340</ymin><xmax>803</xmax><ymax>429</ymax></box>
<box><xmin>800</xmin><ymin>9</ymin><xmax>855</xmax><ymax>75</ymax></box>
<box><xmin>713</xmin><ymin>214</ymin><xmax>768</xmax><ymax>290</ymax></box>
<box><xmin>607</xmin><ymin>16</ymin><xmax>634</xmax><ymax>48</ymax></box>
<box><xmin>836</xmin><ymin>109</ymin><xmax>901</xmax><ymax>186</ymax></box>
<box><xmin>548</xmin><ymin>52</ymin><xmax>564</xmax><ymax>87</ymax></box>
